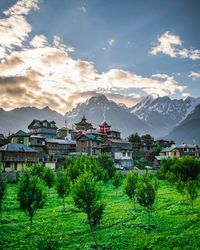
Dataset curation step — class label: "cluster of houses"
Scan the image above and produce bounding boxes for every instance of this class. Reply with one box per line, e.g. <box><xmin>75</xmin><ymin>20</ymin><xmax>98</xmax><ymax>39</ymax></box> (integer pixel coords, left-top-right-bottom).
<box><xmin>0</xmin><ymin>116</ymin><xmax>133</xmax><ymax>172</ymax></box>
<box><xmin>0</xmin><ymin>115</ymin><xmax>199</xmax><ymax>176</ymax></box>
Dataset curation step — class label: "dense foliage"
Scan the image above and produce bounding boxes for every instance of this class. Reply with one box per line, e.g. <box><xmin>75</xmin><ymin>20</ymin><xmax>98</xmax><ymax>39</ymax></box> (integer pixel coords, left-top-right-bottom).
<box><xmin>66</xmin><ymin>154</ymin><xmax>116</xmax><ymax>182</ymax></box>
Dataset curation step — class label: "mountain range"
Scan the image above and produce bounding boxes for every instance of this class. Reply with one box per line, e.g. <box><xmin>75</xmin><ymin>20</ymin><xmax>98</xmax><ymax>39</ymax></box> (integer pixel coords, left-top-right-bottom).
<box><xmin>0</xmin><ymin>94</ymin><xmax>200</xmax><ymax>143</ymax></box>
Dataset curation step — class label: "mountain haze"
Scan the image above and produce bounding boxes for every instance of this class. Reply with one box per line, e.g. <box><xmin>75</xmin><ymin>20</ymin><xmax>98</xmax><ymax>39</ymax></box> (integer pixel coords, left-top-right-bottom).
<box><xmin>165</xmin><ymin>104</ymin><xmax>200</xmax><ymax>144</ymax></box>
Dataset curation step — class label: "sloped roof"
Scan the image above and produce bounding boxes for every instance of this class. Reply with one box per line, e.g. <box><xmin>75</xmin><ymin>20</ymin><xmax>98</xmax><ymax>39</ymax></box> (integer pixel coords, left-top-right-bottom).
<box><xmin>45</xmin><ymin>138</ymin><xmax>76</xmax><ymax>145</ymax></box>
<box><xmin>13</xmin><ymin>130</ymin><xmax>29</xmax><ymax>137</ymax></box>
<box><xmin>77</xmin><ymin>134</ymin><xmax>105</xmax><ymax>142</ymax></box>
<box><xmin>28</xmin><ymin>119</ymin><xmax>58</xmax><ymax>129</ymax></box>
<box><xmin>0</xmin><ymin>143</ymin><xmax>38</xmax><ymax>153</ymax></box>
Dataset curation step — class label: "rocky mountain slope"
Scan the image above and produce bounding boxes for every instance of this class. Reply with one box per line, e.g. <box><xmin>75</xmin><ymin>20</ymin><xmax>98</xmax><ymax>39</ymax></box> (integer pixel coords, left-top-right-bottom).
<box><xmin>130</xmin><ymin>95</ymin><xmax>200</xmax><ymax>137</ymax></box>
<box><xmin>65</xmin><ymin>95</ymin><xmax>151</xmax><ymax>137</ymax></box>
<box><xmin>165</xmin><ymin>104</ymin><xmax>200</xmax><ymax>144</ymax></box>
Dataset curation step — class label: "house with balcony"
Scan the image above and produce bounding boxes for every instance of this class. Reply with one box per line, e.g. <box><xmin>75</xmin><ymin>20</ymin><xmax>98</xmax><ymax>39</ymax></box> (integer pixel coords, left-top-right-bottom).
<box><xmin>0</xmin><ymin>143</ymin><xmax>39</xmax><ymax>172</ymax></box>
<box><xmin>28</xmin><ymin>119</ymin><xmax>58</xmax><ymax>138</ymax></box>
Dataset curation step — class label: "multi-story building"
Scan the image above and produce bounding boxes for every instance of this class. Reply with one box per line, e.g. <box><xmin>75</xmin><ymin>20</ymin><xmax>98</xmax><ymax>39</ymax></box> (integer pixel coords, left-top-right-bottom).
<box><xmin>0</xmin><ymin>143</ymin><xmax>39</xmax><ymax>172</ymax></box>
<box><xmin>28</xmin><ymin>120</ymin><xmax>58</xmax><ymax>138</ymax></box>
<box><xmin>103</xmin><ymin>139</ymin><xmax>133</xmax><ymax>169</ymax></box>
<box><xmin>96</xmin><ymin>121</ymin><xmax>121</xmax><ymax>139</ymax></box>
<box><xmin>76</xmin><ymin>134</ymin><xmax>105</xmax><ymax>155</ymax></box>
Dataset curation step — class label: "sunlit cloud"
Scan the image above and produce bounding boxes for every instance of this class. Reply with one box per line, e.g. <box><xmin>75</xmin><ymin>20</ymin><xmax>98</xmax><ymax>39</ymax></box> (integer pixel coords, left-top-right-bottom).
<box><xmin>0</xmin><ymin>1</ymin><xmax>187</xmax><ymax>114</ymax></box>
<box><xmin>150</xmin><ymin>31</ymin><xmax>200</xmax><ymax>60</ymax></box>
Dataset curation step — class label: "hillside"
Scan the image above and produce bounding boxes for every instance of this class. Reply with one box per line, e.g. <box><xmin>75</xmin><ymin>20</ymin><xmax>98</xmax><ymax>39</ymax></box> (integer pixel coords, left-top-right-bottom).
<box><xmin>165</xmin><ymin>104</ymin><xmax>200</xmax><ymax>144</ymax></box>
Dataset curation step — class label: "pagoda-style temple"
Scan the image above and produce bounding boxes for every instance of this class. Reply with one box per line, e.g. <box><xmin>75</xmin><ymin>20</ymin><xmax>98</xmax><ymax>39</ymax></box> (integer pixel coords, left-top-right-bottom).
<box><xmin>75</xmin><ymin>115</ymin><xmax>93</xmax><ymax>131</ymax></box>
<box><xmin>96</xmin><ymin>121</ymin><xmax>121</xmax><ymax>139</ymax></box>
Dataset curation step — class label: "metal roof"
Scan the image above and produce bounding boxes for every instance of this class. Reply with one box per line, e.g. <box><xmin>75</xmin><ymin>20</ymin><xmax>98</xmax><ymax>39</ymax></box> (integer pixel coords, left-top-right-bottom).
<box><xmin>45</xmin><ymin>138</ymin><xmax>76</xmax><ymax>145</ymax></box>
<box><xmin>0</xmin><ymin>143</ymin><xmax>38</xmax><ymax>153</ymax></box>
<box><xmin>13</xmin><ymin>130</ymin><xmax>29</xmax><ymax>137</ymax></box>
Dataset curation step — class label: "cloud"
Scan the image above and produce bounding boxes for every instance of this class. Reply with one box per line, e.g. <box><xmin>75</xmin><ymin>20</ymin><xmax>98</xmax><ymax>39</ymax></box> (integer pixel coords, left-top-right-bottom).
<box><xmin>150</xmin><ymin>32</ymin><xmax>200</xmax><ymax>60</ymax></box>
<box><xmin>0</xmin><ymin>0</ymin><xmax>39</xmax><ymax>59</ymax></box>
<box><xmin>3</xmin><ymin>0</ymin><xmax>39</xmax><ymax>16</ymax></box>
<box><xmin>0</xmin><ymin>1</ymin><xmax>187</xmax><ymax>114</ymax></box>
<box><xmin>78</xmin><ymin>6</ymin><xmax>87</xmax><ymax>13</ymax></box>
<box><xmin>188</xmin><ymin>71</ymin><xmax>200</xmax><ymax>80</ymax></box>
<box><xmin>108</xmin><ymin>39</ymin><xmax>115</xmax><ymax>46</ymax></box>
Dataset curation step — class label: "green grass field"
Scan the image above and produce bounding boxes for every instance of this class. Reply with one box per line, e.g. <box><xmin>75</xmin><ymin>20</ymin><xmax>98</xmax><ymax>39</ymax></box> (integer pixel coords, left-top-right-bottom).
<box><xmin>0</xmin><ymin>180</ymin><xmax>200</xmax><ymax>250</ymax></box>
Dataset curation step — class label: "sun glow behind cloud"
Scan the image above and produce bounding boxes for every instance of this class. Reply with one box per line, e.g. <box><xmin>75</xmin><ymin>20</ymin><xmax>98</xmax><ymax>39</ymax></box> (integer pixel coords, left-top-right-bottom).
<box><xmin>0</xmin><ymin>0</ymin><xmax>187</xmax><ymax>114</ymax></box>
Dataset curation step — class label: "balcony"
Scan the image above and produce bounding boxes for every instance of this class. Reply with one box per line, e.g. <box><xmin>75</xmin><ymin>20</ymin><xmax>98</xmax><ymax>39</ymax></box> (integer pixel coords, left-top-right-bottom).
<box><xmin>3</xmin><ymin>157</ymin><xmax>39</xmax><ymax>162</ymax></box>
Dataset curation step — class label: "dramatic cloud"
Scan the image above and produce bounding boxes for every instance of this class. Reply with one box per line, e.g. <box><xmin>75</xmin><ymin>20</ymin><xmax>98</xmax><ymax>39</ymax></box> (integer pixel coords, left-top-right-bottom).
<box><xmin>188</xmin><ymin>71</ymin><xmax>200</xmax><ymax>80</ymax></box>
<box><xmin>3</xmin><ymin>0</ymin><xmax>39</xmax><ymax>16</ymax></box>
<box><xmin>0</xmin><ymin>1</ymin><xmax>187</xmax><ymax>114</ymax></box>
<box><xmin>0</xmin><ymin>0</ymin><xmax>39</xmax><ymax>59</ymax></box>
<box><xmin>150</xmin><ymin>32</ymin><xmax>200</xmax><ymax>60</ymax></box>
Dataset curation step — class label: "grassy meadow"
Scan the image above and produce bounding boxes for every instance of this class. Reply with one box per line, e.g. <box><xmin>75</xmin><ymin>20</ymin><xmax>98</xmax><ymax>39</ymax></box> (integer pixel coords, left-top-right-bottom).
<box><xmin>0</xmin><ymin>180</ymin><xmax>200</xmax><ymax>250</ymax></box>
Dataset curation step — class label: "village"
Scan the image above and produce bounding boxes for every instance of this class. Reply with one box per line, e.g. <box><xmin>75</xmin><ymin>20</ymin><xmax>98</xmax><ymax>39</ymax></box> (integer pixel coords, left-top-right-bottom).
<box><xmin>0</xmin><ymin>115</ymin><xmax>199</xmax><ymax>180</ymax></box>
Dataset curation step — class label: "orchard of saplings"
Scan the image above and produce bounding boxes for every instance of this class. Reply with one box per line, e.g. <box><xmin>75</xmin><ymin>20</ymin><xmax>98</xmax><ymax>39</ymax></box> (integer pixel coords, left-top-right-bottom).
<box><xmin>0</xmin><ymin>154</ymin><xmax>200</xmax><ymax>250</ymax></box>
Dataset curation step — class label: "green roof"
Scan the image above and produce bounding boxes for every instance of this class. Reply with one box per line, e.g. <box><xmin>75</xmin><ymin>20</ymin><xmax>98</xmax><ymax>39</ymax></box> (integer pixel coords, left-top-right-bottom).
<box><xmin>79</xmin><ymin>134</ymin><xmax>105</xmax><ymax>142</ymax></box>
<box><xmin>13</xmin><ymin>130</ymin><xmax>29</xmax><ymax>137</ymax></box>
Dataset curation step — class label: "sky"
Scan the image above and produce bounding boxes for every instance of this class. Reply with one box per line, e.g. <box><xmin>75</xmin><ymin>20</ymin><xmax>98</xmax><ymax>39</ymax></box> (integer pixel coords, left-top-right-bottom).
<box><xmin>0</xmin><ymin>0</ymin><xmax>200</xmax><ymax>114</ymax></box>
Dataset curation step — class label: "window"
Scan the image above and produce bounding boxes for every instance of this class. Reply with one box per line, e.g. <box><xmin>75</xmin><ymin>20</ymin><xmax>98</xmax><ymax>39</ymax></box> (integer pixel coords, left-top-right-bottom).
<box><xmin>122</xmin><ymin>152</ymin><xmax>126</xmax><ymax>157</ymax></box>
<box><xmin>127</xmin><ymin>152</ymin><xmax>131</xmax><ymax>157</ymax></box>
<box><xmin>17</xmin><ymin>138</ymin><xmax>24</xmax><ymax>144</ymax></box>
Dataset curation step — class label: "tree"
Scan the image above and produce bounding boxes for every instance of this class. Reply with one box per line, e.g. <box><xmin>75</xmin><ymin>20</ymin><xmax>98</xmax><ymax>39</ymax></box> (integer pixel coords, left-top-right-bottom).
<box><xmin>160</xmin><ymin>156</ymin><xmax>200</xmax><ymax>203</ymax></box>
<box><xmin>17</xmin><ymin>171</ymin><xmax>47</xmax><ymax>231</ymax></box>
<box><xmin>97</xmin><ymin>153</ymin><xmax>116</xmax><ymax>180</ymax></box>
<box><xmin>72</xmin><ymin>172</ymin><xmax>105</xmax><ymax>249</ymax></box>
<box><xmin>112</xmin><ymin>171</ymin><xmax>122</xmax><ymax>195</ymax></box>
<box><xmin>136</xmin><ymin>173</ymin><xmax>157</xmax><ymax>229</ymax></box>
<box><xmin>66</xmin><ymin>155</ymin><xmax>107</xmax><ymax>182</ymax></box>
<box><xmin>0</xmin><ymin>170</ymin><xmax>6</xmax><ymax>220</ymax></box>
<box><xmin>43</xmin><ymin>168</ymin><xmax>55</xmax><ymax>194</ymax></box>
<box><xmin>124</xmin><ymin>171</ymin><xmax>138</xmax><ymax>209</ymax></box>
<box><xmin>185</xmin><ymin>180</ymin><xmax>198</xmax><ymax>207</ymax></box>
<box><xmin>128</xmin><ymin>133</ymin><xmax>141</xmax><ymax>143</ymax></box>
<box><xmin>31</xmin><ymin>163</ymin><xmax>45</xmax><ymax>179</ymax></box>
<box><xmin>56</xmin><ymin>169</ymin><xmax>70</xmax><ymax>210</ymax></box>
